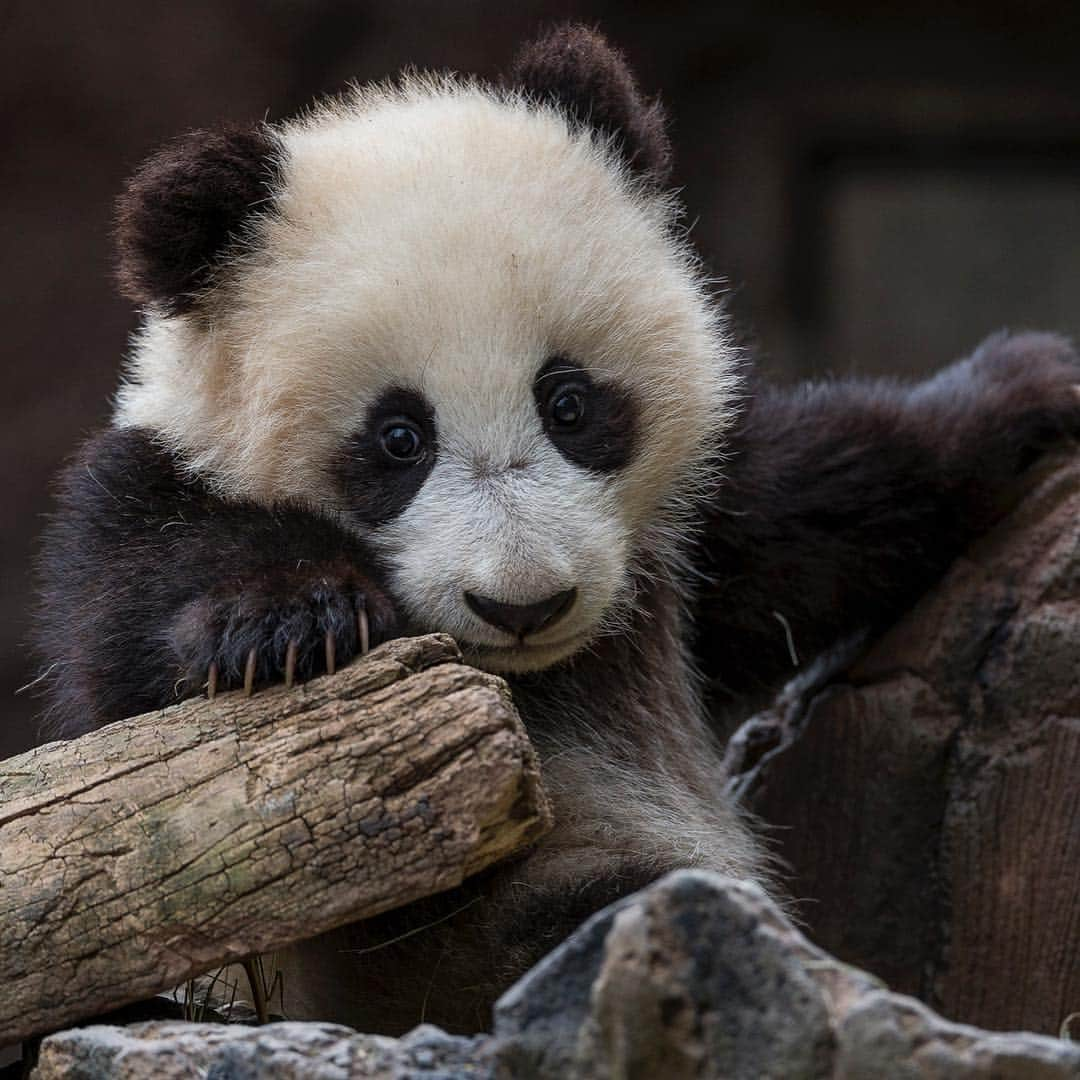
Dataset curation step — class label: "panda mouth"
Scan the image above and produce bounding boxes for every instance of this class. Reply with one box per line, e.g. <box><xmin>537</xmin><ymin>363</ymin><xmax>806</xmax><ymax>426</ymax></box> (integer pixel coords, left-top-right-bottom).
<box><xmin>461</xmin><ymin>635</ymin><xmax>580</xmax><ymax>654</ymax></box>
<box><xmin>456</xmin><ymin>632</ymin><xmax>588</xmax><ymax>664</ymax></box>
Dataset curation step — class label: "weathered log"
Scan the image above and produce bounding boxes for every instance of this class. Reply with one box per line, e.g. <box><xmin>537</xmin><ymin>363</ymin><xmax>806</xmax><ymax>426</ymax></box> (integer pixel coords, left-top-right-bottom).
<box><xmin>733</xmin><ymin>454</ymin><xmax>1080</xmax><ymax>1035</ymax></box>
<box><xmin>0</xmin><ymin>634</ymin><xmax>551</xmax><ymax>1048</ymax></box>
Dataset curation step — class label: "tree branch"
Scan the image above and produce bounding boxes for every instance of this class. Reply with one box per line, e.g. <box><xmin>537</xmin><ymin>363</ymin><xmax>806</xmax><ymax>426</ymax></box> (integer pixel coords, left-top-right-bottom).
<box><xmin>0</xmin><ymin>633</ymin><xmax>551</xmax><ymax>1047</ymax></box>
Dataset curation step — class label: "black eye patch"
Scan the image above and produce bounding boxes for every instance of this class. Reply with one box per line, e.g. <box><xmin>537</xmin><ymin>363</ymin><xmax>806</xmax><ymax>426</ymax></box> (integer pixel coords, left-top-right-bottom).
<box><xmin>333</xmin><ymin>387</ymin><xmax>437</xmax><ymax>526</ymax></box>
<box><xmin>533</xmin><ymin>357</ymin><xmax>637</xmax><ymax>473</ymax></box>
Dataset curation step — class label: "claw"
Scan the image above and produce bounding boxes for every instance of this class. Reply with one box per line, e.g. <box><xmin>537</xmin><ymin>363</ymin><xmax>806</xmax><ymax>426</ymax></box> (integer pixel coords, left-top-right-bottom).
<box><xmin>207</xmin><ymin>662</ymin><xmax>218</xmax><ymax>701</ymax></box>
<box><xmin>325</xmin><ymin>630</ymin><xmax>336</xmax><ymax>676</ymax></box>
<box><xmin>284</xmin><ymin>640</ymin><xmax>298</xmax><ymax>690</ymax></box>
<box><xmin>358</xmin><ymin>607</ymin><xmax>370</xmax><ymax>655</ymax></box>
<box><xmin>244</xmin><ymin>648</ymin><xmax>257</xmax><ymax>697</ymax></box>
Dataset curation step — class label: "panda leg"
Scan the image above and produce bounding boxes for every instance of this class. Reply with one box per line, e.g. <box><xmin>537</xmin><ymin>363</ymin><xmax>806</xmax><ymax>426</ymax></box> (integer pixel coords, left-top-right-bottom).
<box><xmin>694</xmin><ymin>330</ymin><xmax>1080</xmax><ymax>707</ymax></box>
<box><xmin>36</xmin><ymin>427</ymin><xmax>400</xmax><ymax>734</ymax></box>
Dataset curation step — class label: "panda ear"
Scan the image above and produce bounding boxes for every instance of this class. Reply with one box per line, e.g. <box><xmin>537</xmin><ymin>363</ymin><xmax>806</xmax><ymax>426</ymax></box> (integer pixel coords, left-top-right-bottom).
<box><xmin>116</xmin><ymin>124</ymin><xmax>282</xmax><ymax>314</ymax></box>
<box><xmin>507</xmin><ymin>24</ymin><xmax>672</xmax><ymax>184</ymax></box>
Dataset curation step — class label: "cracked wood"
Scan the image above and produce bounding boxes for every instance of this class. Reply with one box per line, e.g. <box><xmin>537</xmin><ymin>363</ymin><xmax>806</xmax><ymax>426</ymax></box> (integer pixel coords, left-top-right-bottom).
<box><xmin>0</xmin><ymin>633</ymin><xmax>551</xmax><ymax>1047</ymax></box>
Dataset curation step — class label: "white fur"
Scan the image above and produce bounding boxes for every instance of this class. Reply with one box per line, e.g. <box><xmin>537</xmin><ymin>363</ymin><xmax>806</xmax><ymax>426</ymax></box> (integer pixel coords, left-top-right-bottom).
<box><xmin>113</xmin><ymin>75</ymin><xmax>738</xmax><ymax>672</ymax></box>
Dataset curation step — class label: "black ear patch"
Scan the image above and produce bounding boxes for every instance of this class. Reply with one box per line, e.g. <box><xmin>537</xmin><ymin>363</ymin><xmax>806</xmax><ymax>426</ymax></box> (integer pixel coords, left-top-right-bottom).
<box><xmin>508</xmin><ymin>24</ymin><xmax>672</xmax><ymax>183</ymax></box>
<box><xmin>116</xmin><ymin>125</ymin><xmax>283</xmax><ymax>314</ymax></box>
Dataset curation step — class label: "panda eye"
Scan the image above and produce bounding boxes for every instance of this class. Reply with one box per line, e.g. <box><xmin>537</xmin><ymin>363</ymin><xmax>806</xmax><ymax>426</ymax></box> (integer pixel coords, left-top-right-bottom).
<box><xmin>534</xmin><ymin>357</ymin><xmax>637</xmax><ymax>473</ymax></box>
<box><xmin>548</xmin><ymin>387</ymin><xmax>586</xmax><ymax>429</ymax></box>
<box><xmin>335</xmin><ymin>387</ymin><xmax>437</xmax><ymax>526</ymax></box>
<box><xmin>379</xmin><ymin>419</ymin><xmax>425</xmax><ymax>463</ymax></box>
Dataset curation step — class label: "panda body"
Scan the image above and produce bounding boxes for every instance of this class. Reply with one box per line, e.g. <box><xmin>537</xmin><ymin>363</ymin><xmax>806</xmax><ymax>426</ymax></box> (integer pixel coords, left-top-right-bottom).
<box><xmin>35</xmin><ymin>25</ymin><xmax>1080</xmax><ymax>1034</ymax></box>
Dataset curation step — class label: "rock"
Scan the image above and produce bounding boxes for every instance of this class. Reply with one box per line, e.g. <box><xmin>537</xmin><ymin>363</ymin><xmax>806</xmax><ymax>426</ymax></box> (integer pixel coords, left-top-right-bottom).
<box><xmin>731</xmin><ymin>455</ymin><xmax>1080</xmax><ymax>1034</ymax></box>
<box><xmin>29</xmin><ymin>872</ymin><xmax>1080</xmax><ymax>1079</ymax></box>
<box><xmin>491</xmin><ymin>870</ymin><xmax>1080</xmax><ymax>1080</ymax></box>
<box><xmin>31</xmin><ymin>1021</ymin><xmax>488</xmax><ymax>1080</ymax></box>
<box><xmin>493</xmin><ymin>872</ymin><xmax>835</xmax><ymax>1079</ymax></box>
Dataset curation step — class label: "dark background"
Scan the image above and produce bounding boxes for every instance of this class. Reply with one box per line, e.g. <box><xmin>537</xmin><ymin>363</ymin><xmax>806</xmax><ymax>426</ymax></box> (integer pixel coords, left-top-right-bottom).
<box><xmin>5</xmin><ymin>0</ymin><xmax>1080</xmax><ymax>759</ymax></box>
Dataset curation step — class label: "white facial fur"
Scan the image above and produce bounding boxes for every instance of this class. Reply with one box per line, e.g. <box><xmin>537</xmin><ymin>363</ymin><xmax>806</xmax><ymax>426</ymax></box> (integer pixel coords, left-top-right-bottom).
<box><xmin>114</xmin><ymin>75</ymin><xmax>738</xmax><ymax>672</ymax></box>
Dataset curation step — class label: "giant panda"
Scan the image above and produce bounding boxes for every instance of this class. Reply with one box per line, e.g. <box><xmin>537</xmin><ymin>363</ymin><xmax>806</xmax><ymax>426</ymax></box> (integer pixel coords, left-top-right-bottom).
<box><xmin>36</xmin><ymin>24</ymin><xmax>1080</xmax><ymax>1035</ymax></box>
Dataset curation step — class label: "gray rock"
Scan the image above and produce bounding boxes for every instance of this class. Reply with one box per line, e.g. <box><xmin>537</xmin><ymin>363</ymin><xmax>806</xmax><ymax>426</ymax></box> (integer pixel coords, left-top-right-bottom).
<box><xmin>30</xmin><ymin>871</ymin><xmax>1080</xmax><ymax>1079</ymax></box>
<box><xmin>836</xmin><ymin>995</ymin><xmax>1080</xmax><ymax>1080</ymax></box>
<box><xmin>30</xmin><ymin>1021</ymin><xmax>489</xmax><ymax>1080</ymax></box>
<box><xmin>492</xmin><ymin>870</ymin><xmax>1080</xmax><ymax>1080</ymax></box>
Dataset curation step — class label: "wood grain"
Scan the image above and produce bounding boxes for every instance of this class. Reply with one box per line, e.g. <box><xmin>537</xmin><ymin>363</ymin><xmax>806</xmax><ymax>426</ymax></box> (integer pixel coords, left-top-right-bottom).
<box><xmin>0</xmin><ymin>633</ymin><xmax>551</xmax><ymax>1047</ymax></box>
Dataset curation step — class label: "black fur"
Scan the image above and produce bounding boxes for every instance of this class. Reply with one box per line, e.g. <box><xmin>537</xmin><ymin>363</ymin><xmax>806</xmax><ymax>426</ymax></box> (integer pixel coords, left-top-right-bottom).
<box><xmin>534</xmin><ymin>357</ymin><xmax>637</xmax><ymax>472</ymax></box>
<box><xmin>116</xmin><ymin>125</ymin><xmax>282</xmax><ymax>314</ymax></box>
<box><xmin>288</xmin><ymin>852</ymin><xmax>665</xmax><ymax>1035</ymax></box>
<box><xmin>507</xmin><ymin>24</ymin><xmax>672</xmax><ymax>183</ymax></box>
<box><xmin>35</xmin><ymin>428</ymin><xmax>399</xmax><ymax>735</ymax></box>
<box><xmin>694</xmin><ymin>330</ymin><xmax>1080</xmax><ymax>714</ymax></box>
<box><xmin>333</xmin><ymin>387</ymin><xmax>439</xmax><ymax>526</ymax></box>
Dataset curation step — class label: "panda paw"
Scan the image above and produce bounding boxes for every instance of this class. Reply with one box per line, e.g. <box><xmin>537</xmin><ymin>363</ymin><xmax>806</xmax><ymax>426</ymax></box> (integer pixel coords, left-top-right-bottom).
<box><xmin>168</xmin><ymin>561</ymin><xmax>400</xmax><ymax>700</ymax></box>
<box><xmin>911</xmin><ymin>328</ymin><xmax>1080</xmax><ymax>490</ymax></box>
<box><xmin>959</xmin><ymin>330</ymin><xmax>1080</xmax><ymax>463</ymax></box>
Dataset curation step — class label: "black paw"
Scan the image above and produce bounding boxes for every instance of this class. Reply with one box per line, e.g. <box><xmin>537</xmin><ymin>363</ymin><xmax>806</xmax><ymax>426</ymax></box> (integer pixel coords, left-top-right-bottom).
<box><xmin>959</xmin><ymin>328</ymin><xmax>1075</xmax><ymax>464</ymax></box>
<box><xmin>919</xmin><ymin>331</ymin><xmax>1080</xmax><ymax>477</ymax></box>
<box><xmin>168</xmin><ymin>560</ymin><xmax>400</xmax><ymax>700</ymax></box>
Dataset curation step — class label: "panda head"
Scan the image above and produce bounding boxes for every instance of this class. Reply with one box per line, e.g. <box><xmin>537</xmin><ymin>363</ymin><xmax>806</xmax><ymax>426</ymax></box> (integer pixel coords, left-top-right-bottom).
<box><xmin>112</xmin><ymin>26</ymin><xmax>738</xmax><ymax>675</ymax></box>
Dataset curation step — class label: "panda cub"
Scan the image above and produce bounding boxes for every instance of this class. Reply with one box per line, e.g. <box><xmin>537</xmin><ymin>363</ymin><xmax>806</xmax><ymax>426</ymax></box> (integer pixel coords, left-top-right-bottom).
<box><xmin>37</xmin><ymin>25</ymin><xmax>1080</xmax><ymax>1034</ymax></box>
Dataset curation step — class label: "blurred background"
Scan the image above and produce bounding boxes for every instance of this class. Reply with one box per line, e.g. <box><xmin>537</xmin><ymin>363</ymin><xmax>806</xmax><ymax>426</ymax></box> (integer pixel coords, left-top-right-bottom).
<box><xmin>4</xmin><ymin>0</ymin><xmax>1080</xmax><ymax>759</ymax></box>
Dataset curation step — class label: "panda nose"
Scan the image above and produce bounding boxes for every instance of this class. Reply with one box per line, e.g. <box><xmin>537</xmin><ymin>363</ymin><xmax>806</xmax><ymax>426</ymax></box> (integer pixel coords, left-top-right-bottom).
<box><xmin>465</xmin><ymin>588</ymin><xmax>577</xmax><ymax>639</ymax></box>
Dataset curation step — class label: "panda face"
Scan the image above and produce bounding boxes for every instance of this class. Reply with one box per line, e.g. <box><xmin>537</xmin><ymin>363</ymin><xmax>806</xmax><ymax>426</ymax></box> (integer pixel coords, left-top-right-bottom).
<box><xmin>339</xmin><ymin>376</ymin><xmax>632</xmax><ymax>672</ymax></box>
<box><xmin>331</xmin><ymin>363</ymin><xmax>638</xmax><ymax>672</ymax></box>
<box><xmin>114</xmin><ymin>79</ymin><xmax>737</xmax><ymax>673</ymax></box>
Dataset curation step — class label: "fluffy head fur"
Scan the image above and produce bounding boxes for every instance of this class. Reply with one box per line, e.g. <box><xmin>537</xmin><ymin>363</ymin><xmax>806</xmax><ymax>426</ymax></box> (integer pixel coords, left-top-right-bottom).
<box><xmin>113</xmin><ymin>49</ymin><xmax>737</xmax><ymax>674</ymax></box>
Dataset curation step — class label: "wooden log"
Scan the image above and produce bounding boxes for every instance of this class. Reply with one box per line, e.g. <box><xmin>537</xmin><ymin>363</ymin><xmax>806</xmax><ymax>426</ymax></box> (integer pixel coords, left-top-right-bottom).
<box><xmin>732</xmin><ymin>455</ymin><xmax>1080</xmax><ymax>1035</ymax></box>
<box><xmin>0</xmin><ymin>634</ymin><xmax>551</xmax><ymax>1048</ymax></box>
